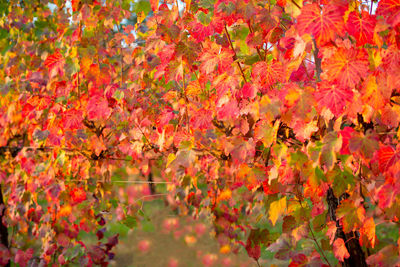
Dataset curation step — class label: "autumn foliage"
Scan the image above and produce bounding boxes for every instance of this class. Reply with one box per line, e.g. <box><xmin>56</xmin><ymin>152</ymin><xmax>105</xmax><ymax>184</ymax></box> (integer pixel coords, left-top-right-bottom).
<box><xmin>1</xmin><ymin>0</ymin><xmax>400</xmax><ymax>266</ymax></box>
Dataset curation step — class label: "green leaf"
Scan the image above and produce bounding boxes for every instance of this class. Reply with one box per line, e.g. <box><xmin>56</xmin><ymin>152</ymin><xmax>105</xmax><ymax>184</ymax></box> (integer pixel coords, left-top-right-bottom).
<box><xmin>0</xmin><ymin>28</ymin><xmax>8</xmax><ymax>39</ymax></box>
<box><xmin>198</xmin><ymin>0</ymin><xmax>215</xmax><ymax>9</ymax></box>
<box><xmin>134</xmin><ymin>0</ymin><xmax>152</xmax><ymax>16</ymax></box>
<box><xmin>312</xmin><ymin>212</ymin><xmax>326</xmax><ymax>232</ymax></box>
<box><xmin>326</xmin><ymin>166</ymin><xmax>355</xmax><ymax>197</ymax></box>
<box><xmin>244</xmin><ymin>54</ymin><xmax>261</xmax><ymax>65</ymax></box>
<box><xmin>197</xmin><ymin>11</ymin><xmax>212</xmax><ymax>25</ymax></box>
<box><xmin>142</xmin><ymin>220</ymin><xmax>155</xmax><ymax>232</ymax></box>
<box><xmin>349</xmin><ymin>131</ymin><xmax>379</xmax><ymax>159</ymax></box>
<box><xmin>336</xmin><ymin>200</ymin><xmax>364</xmax><ymax>233</ymax></box>
<box><xmin>113</xmin><ymin>90</ymin><xmax>125</xmax><ymax>100</ymax></box>
<box><xmin>122</xmin><ymin>215</ymin><xmax>137</xmax><ymax>229</ymax></box>
<box><xmin>233</xmin><ymin>25</ymin><xmax>249</xmax><ymax>40</ymax></box>
<box><xmin>109</xmin><ymin>222</ymin><xmax>130</xmax><ymax>237</ymax></box>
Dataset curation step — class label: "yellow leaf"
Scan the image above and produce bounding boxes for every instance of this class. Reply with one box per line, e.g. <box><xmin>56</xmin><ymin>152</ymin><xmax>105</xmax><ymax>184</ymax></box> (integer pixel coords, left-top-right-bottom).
<box><xmin>136</xmin><ymin>12</ymin><xmax>146</xmax><ymax>29</ymax></box>
<box><xmin>217</xmin><ymin>189</ymin><xmax>232</xmax><ymax>201</ymax></box>
<box><xmin>372</xmin><ymin>50</ymin><xmax>382</xmax><ymax>68</ymax></box>
<box><xmin>58</xmin><ymin>205</ymin><xmax>72</xmax><ymax>218</ymax></box>
<box><xmin>184</xmin><ymin>0</ymin><xmax>191</xmax><ymax>10</ymax></box>
<box><xmin>166</xmin><ymin>153</ymin><xmax>176</xmax><ymax>167</ymax></box>
<box><xmin>285</xmin><ymin>0</ymin><xmax>303</xmax><ymax>18</ymax></box>
<box><xmin>285</xmin><ymin>86</ymin><xmax>301</xmax><ymax>106</ymax></box>
<box><xmin>184</xmin><ymin>235</ymin><xmax>197</xmax><ymax>246</ymax></box>
<box><xmin>269</xmin><ymin>197</ymin><xmax>287</xmax><ymax>226</ymax></box>
<box><xmin>70</xmin><ymin>47</ymin><xmax>77</xmax><ymax>58</ymax></box>
<box><xmin>81</xmin><ymin>57</ymin><xmax>92</xmax><ymax>73</ymax></box>
<box><xmin>220</xmin><ymin>245</ymin><xmax>230</xmax><ymax>254</ymax></box>
<box><xmin>362</xmin><ymin>75</ymin><xmax>385</xmax><ymax>110</ymax></box>
<box><xmin>186</xmin><ymin>80</ymin><xmax>202</xmax><ymax>97</ymax></box>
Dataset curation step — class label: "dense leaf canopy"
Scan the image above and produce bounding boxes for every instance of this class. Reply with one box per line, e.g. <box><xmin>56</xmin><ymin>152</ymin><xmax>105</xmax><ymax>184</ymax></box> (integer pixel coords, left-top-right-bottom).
<box><xmin>1</xmin><ymin>0</ymin><xmax>400</xmax><ymax>266</ymax></box>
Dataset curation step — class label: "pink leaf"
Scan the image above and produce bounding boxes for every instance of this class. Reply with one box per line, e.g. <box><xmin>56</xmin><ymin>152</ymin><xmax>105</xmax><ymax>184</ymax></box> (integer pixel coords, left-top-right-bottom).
<box><xmin>87</xmin><ymin>95</ymin><xmax>111</xmax><ymax>121</ymax></box>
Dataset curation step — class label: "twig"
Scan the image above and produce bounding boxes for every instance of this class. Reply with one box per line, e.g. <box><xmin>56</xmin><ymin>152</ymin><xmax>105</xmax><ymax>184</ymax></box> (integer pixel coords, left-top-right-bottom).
<box><xmin>299</xmin><ymin>199</ymin><xmax>333</xmax><ymax>267</ymax></box>
<box><xmin>175</xmin><ymin>0</ymin><xmax>180</xmax><ymax>17</ymax></box>
<box><xmin>312</xmin><ymin>39</ymin><xmax>322</xmax><ymax>81</ymax></box>
<box><xmin>369</xmin><ymin>0</ymin><xmax>373</xmax><ymax>15</ymax></box>
<box><xmin>290</xmin><ymin>0</ymin><xmax>301</xmax><ymax>9</ymax></box>
<box><xmin>264</xmin><ymin>144</ymin><xmax>273</xmax><ymax>167</ymax></box>
<box><xmin>182</xmin><ymin>67</ymin><xmax>189</xmax><ymax>131</ymax></box>
<box><xmin>112</xmin><ymin>181</ymin><xmax>172</xmax><ymax>184</ymax></box>
<box><xmin>224</xmin><ymin>24</ymin><xmax>247</xmax><ymax>83</ymax></box>
<box><xmin>247</xmin><ymin>20</ymin><xmax>264</xmax><ymax>61</ymax></box>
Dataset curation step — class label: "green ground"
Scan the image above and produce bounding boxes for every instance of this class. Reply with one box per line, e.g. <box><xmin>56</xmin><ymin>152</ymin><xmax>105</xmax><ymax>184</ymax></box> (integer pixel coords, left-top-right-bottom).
<box><xmin>110</xmin><ymin>199</ymin><xmax>253</xmax><ymax>267</ymax></box>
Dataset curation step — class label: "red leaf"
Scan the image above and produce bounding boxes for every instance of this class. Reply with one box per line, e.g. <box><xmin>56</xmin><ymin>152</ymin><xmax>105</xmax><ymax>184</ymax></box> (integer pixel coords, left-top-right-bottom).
<box><xmin>158</xmin><ymin>107</ymin><xmax>175</xmax><ymax>128</ymax></box>
<box><xmin>366</xmin><ymin>245</ymin><xmax>400</xmax><ymax>266</ymax></box>
<box><xmin>190</xmin><ymin>108</ymin><xmax>213</xmax><ymax>130</ymax></box>
<box><xmin>14</xmin><ymin>248</ymin><xmax>34</xmax><ymax>267</ymax></box>
<box><xmin>44</xmin><ymin>51</ymin><xmax>65</xmax><ymax>78</ymax></box>
<box><xmin>70</xmin><ymin>187</ymin><xmax>87</xmax><ymax>204</ymax></box>
<box><xmin>71</xmin><ymin>0</ymin><xmax>81</xmax><ymax>12</ymax></box>
<box><xmin>63</xmin><ymin>109</ymin><xmax>83</xmax><ymax>130</ymax></box>
<box><xmin>378</xmin><ymin>146</ymin><xmax>400</xmax><ymax>172</ymax></box>
<box><xmin>239</xmin><ymin>83</ymin><xmax>256</xmax><ymax>99</ymax></box>
<box><xmin>376</xmin><ymin>0</ymin><xmax>400</xmax><ymax>27</ymax></box>
<box><xmin>289</xmin><ymin>253</ymin><xmax>308</xmax><ymax>267</ymax></box>
<box><xmin>217</xmin><ymin>100</ymin><xmax>239</xmax><ymax>120</ymax></box>
<box><xmin>377</xmin><ymin>183</ymin><xmax>396</xmax><ymax>209</ymax></box>
<box><xmin>297</xmin><ymin>4</ymin><xmax>345</xmax><ymax>45</ymax></box>
<box><xmin>339</xmin><ymin>127</ymin><xmax>355</xmax><ymax>155</ymax></box>
<box><xmin>314</xmin><ymin>82</ymin><xmax>353</xmax><ymax>117</ymax></box>
<box><xmin>252</xmin><ymin>61</ymin><xmax>285</xmax><ymax>91</ymax></box>
<box><xmin>346</xmin><ymin>11</ymin><xmax>376</xmax><ymax>46</ymax></box>
<box><xmin>245</xmin><ymin>241</ymin><xmax>261</xmax><ymax>260</ymax></box>
<box><xmin>0</xmin><ymin>244</ymin><xmax>10</xmax><ymax>266</ymax></box>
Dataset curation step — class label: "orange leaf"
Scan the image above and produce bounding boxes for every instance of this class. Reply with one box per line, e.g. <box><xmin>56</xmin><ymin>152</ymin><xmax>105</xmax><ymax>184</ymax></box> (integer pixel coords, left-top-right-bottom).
<box><xmin>326</xmin><ymin>221</ymin><xmax>337</xmax><ymax>244</ymax></box>
<box><xmin>362</xmin><ymin>75</ymin><xmax>386</xmax><ymax>110</ymax></box>
<box><xmin>336</xmin><ymin>200</ymin><xmax>365</xmax><ymax>233</ymax></box>
<box><xmin>199</xmin><ymin>41</ymin><xmax>233</xmax><ymax>75</ymax></box>
<box><xmin>360</xmin><ymin>217</ymin><xmax>376</xmax><ymax>248</ymax></box>
<box><xmin>333</xmin><ymin>238</ymin><xmax>350</xmax><ymax>262</ymax></box>
<box><xmin>58</xmin><ymin>205</ymin><xmax>72</xmax><ymax>217</ymax></box>
<box><xmin>322</xmin><ymin>48</ymin><xmax>369</xmax><ymax>89</ymax></box>
<box><xmin>252</xmin><ymin>61</ymin><xmax>285</xmax><ymax>90</ymax></box>
<box><xmin>150</xmin><ymin>0</ymin><xmax>159</xmax><ymax>12</ymax></box>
